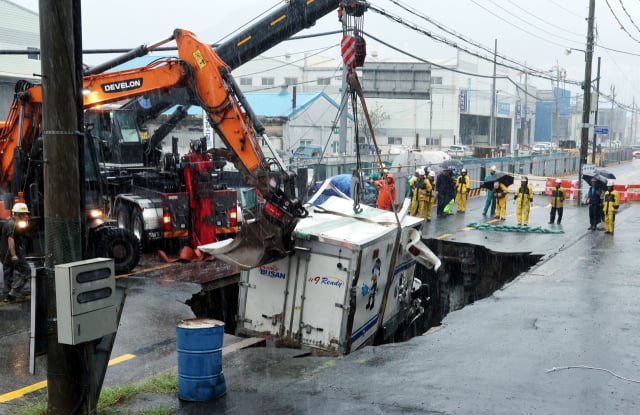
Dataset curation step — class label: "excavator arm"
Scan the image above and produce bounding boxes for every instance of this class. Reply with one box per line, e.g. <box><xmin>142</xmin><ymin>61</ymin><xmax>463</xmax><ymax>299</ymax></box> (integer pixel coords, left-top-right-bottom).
<box><xmin>1</xmin><ymin>0</ymin><xmax>370</xmax><ymax>269</ymax></box>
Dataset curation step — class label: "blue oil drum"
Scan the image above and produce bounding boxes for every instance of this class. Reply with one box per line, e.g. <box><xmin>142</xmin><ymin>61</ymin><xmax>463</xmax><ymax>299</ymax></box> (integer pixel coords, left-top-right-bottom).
<box><xmin>176</xmin><ymin>318</ymin><xmax>226</xmax><ymax>401</ymax></box>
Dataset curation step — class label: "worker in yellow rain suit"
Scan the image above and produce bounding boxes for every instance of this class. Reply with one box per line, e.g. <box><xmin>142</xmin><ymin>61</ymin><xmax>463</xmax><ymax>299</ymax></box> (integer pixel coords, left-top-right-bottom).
<box><xmin>419</xmin><ymin>171</ymin><xmax>436</xmax><ymax>221</ymax></box>
<box><xmin>409</xmin><ymin>168</ymin><xmax>425</xmax><ymax>216</ymax></box>
<box><xmin>513</xmin><ymin>176</ymin><xmax>534</xmax><ymax>226</ymax></box>
<box><xmin>493</xmin><ymin>181</ymin><xmax>509</xmax><ymax>220</ymax></box>
<box><xmin>548</xmin><ymin>181</ymin><xmax>566</xmax><ymax>224</ymax></box>
<box><xmin>455</xmin><ymin>168</ymin><xmax>471</xmax><ymax>213</ymax></box>
<box><xmin>602</xmin><ymin>179</ymin><xmax>620</xmax><ymax>234</ymax></box>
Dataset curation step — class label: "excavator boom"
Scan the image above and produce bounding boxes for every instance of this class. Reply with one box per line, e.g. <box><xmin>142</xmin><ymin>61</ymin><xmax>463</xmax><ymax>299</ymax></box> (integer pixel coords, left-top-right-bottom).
<box><xmin>0</xmin><ymin>0</ymin><xmax>370</xmax><ymax>269</ymax></box>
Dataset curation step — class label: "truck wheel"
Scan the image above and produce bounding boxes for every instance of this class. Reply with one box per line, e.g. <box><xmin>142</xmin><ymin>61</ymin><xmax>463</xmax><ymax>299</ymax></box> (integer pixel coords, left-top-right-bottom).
<box><xmin>95</xmin><ymin>226</ymin><xmax>142</xmax><ymax>274</ymax></box>
<box><xmin>115</xmin><ymin>204</ymin><xmax>130</xmax><ymax>229</ymax></box>
<box><xmin>131</xmin><ymin>208</ymin><xmax>147</xmax><ymax>248</ymax></box>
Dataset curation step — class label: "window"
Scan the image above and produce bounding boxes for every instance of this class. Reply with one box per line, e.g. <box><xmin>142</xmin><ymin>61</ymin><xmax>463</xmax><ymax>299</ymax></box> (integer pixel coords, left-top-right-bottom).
<box><xmin>261</xmin><ymin>77</ymin><xmax>275</xmax><ymax>86</ymax></box>
<box><xmin>27</xmin><ymin>46</ymin><xmax>39</xmax><ymax>61</ymax></box>
<box><xmin>284</xmin><ymin>77</ymin><xmax>298</xmax><ymax>86</ymax></box>
<box><xmin>431</xmin><ymin>76</ymin><xmax>443</xmax><ymax>85</ymax></box>
<box><xmin>239</xmin><ymin>77</ymin><xmax>252</xmax><ymax>86</ymax></box>
<box><xmin>388</xmin><ymin>137</ymin><xmax>403</xmax><ymax>145</ymax></box>
<box><xmin>317</xmin><ymin>77</ymin><xmax>331</xmax><ymax>86</ymax></box>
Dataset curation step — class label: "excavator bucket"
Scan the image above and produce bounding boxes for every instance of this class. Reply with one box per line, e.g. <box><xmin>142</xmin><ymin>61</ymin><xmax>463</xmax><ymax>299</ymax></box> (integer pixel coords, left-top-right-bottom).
<box><xmin>198</xmin><ymin>214</ymin><xmax>295</xmax><ymax>270</ymax></box>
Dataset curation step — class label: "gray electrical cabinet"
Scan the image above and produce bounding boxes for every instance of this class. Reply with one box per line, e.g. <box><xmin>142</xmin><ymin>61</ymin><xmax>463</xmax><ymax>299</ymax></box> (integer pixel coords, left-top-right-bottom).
<box><xmin>55</xmin><ymin>258</ymin><xmax>116</xmax><ymax>345</ymax></box>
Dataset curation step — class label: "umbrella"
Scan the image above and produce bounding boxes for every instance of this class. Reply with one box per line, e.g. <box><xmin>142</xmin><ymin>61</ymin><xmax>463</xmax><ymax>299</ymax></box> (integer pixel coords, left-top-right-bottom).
<box><xmin>593</xmin><ymin>168</ymin><xmax>616</xmax><ymax>180</ymax></box>
<box><xmin>437</xmin><ymin>159</ymin><xmax>464</xmax><ymax>176</ymax></box>
<box><xmin>481</xmin><ymin>172</ymin><xmax>514</xmax><ymax>190</ymax></box>
<box><xmin>582</xmin><ymin>172</ymin><xmax>609</xmax><ymax>190</ymax></box>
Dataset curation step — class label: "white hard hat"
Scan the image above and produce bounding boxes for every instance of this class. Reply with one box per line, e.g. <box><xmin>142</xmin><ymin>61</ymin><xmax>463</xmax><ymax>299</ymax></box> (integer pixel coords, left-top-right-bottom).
<box><xmin>416</xmin><ymin>168</ymin><xmax>425</xmax><ymax>176</ymax></box>
<box><xmin>607</xmin><ymin>179</ymin><xmax>615</xmax><ymax>186</ymax></box>
<box><xmin>493</xmin><ymin>181</ymin><xmax>499</xmax><ymax>189</ymax></box>
<box><xmin>428</xmin><ymin>171</ymin><xmax>436</xmax><ymax>178</ymax></box>
<box><xmin>12</xmin><ymin>202</ymin><xmax>29</xmax><ymax>214</ymax></box>
<box><xmin>461</xmin><ymin>168</ymin><xmax>467</xmax><ymax>173</ymax></box>
<box><xmin>490</xmin><ymin>165</ymin><xmax>497</xmax><ymax>171</ymax></box>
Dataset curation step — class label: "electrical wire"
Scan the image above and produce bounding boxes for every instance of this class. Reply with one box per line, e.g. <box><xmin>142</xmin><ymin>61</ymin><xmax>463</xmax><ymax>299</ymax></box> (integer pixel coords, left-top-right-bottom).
<box><xmin>603</xmin><ymin>0</ymin><xmax>640</xmax><ymax>44</ymax></box>
<box><xmin>368</xmin><ymin>4</ymin><xmax>580</xmax><ymax>87</ymax></box>
<box><xmin>467</xmin><ymin>0</ymin><xmax>577</xmax><ymax>48</ymax></box>
<box><xmin>616</xmin><ymin>0</ymin><xmax>640</xmax><ymax>37</ymax></box>
<box><xmin>484</xmin><ymin>0</ymin><xmax>583</xmax><ymax>45</ymax></box>
<box><xmin>504</xmin><ymin>0</ymin><xmax>585</xmax><ymax>38</ymax></box>
<box><xmin>236</xmin><ymin>44</ymin><xmax>338</xmax><ymax>77</ymax></box>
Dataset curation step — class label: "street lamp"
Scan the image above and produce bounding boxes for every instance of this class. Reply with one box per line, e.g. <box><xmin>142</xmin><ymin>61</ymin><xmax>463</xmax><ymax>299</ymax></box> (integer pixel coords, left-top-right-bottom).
<box><xmin>565</xmin><ymin>47</ymin><xmax>586</xmax><ymax>56</ymax></box>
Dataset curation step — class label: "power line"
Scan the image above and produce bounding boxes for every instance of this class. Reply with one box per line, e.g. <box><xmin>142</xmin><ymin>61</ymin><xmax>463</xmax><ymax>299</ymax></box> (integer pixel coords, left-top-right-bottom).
<box><xmin>467</xmin><ymin>0</ymin><xmax>580</xmax><ymax>49</ymax></box>
<box><xmin>384</xmin><ymin>0</ymin><xmax>536</xmax><ymax>75</ymax></box>
<box><xmin>505</xmin><ymin>0</ymin><xmax>584</xmax><ymax>38</ymax></box>
<box><xmin>616</xmin><ymin>0</ymin><xmax>640</xmax><ymax>36</ymax></box>
<box><xmin>603</xmin><ymin>0</ymin><xmax>640</xmax><ymax>43</ymax></box>
<box><xmin>484</xmin><ymin>0</ymin><xmax>583</xmax><ymax>45</ymax></box>
<box><xmin>369</xmin><ymin>4</ymin><xmax>580</xmax><ymax>87</ymax></box>
<box><xmin>545</xmin><ymin>0</ymin><xmax>584</xmax><ymax>19</ymax></box>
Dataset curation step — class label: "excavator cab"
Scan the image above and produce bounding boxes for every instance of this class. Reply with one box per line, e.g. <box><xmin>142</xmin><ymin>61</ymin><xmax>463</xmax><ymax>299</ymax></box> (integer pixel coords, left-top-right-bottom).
<box><xmin>85</xmin><ymin>108</ymin><xmax>145</xmax><ymax>167</ymax></box>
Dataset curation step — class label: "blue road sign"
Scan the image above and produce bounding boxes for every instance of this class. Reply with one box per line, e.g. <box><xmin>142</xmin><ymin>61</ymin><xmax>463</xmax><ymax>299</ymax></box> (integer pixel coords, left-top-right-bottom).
<box><xmin>594</xmin><ymin>126</ymin><xmax>609</xmax><ymax>134</ymax></box>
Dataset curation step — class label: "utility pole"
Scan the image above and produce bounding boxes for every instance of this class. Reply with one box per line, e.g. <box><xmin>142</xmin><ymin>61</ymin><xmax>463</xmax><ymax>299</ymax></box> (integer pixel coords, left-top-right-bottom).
<box><xmin>591</xmin><ymin>56</ymin><xmax>600</xmax><ymax>164</ymax></box>
<box><xmin>578</xmin><ymin>0</ymin><xmax>595</xmax><ymax>206</ymax></box>
<box><xmin>524</xmin><ymin>69</ymin><xmax>529</xmax><ymax>146</ymax></box>
<box><xmin>610</xmin><ymin>85</ymin><xmax>615</xmax><ymax>149</ymax></box>
<box><xmin>41</xmin><ymin>1</ymin><xmax>92</xmax><ymax>413</ymax></box>
<box><xmin>489</xmin><ymin>39</ymin><xmax>497</xmax><ymax>148</ymax></box>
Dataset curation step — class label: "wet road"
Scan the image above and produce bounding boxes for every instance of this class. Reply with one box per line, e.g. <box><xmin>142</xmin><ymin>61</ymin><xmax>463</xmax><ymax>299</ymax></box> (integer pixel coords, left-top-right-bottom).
<box><xmin>1</xmin><ymin>160</ymin><xmax>639</xmax><ymax>414</ymax></box>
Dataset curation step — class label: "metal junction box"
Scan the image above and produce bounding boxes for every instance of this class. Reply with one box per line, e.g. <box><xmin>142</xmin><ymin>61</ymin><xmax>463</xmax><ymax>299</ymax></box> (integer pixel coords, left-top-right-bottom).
<box><xmin>55</xmin><ymin>258</ymin><xmax>116</xmax><ymax>345</ymax></box>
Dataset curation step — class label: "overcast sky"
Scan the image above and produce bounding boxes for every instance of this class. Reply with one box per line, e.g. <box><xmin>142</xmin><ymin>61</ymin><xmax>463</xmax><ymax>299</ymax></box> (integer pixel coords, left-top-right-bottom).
<box><xmin>19</xmin><ymin>0</ymin><xmax>640</xmax><ymax>108</ymax></box>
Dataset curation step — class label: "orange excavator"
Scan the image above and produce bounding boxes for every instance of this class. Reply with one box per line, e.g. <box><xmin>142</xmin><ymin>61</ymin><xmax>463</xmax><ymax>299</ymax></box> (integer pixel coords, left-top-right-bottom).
<box><xmin>0</xmin><ymin>0</ymin><xmax>369</xmax><ymax>270</ymax></box>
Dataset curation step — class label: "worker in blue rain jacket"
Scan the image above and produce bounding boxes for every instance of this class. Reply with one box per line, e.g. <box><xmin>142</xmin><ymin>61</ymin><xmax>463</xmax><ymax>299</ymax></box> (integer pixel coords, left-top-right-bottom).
<box><xmin>482</xmin><ymin>165</ymin><xmax>497</xmax><ymax>216</ymax></box>
<box><xmin>585</xmin><ymin>178</ymin><xmax>603</xmax><ymax>231</ymax></box>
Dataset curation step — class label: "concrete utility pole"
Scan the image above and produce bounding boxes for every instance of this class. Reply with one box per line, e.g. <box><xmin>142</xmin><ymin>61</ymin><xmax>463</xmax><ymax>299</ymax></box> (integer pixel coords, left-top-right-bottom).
<box><xmin>578</xmin><ymin>0</ymin><xmax>595</xmax><ymax>206</ymax></box>
<box><xmin>591</xmin><ymin>57</ymin><xmax>600</xmax><ymax>165</ymax></box>
<box><xmin>40</xmin><ymin>0</ymin><xmax>91</xmax><ymax>413</ymax></box>
<box><xmin>610</xmin><ymin>84</ymin><xmax>615</xmax><ymax>149</ymax></box>
<box><xmin>489</xmin><ymin>39</ymin><xmax>497</xmax><ymax>147</ymax></box>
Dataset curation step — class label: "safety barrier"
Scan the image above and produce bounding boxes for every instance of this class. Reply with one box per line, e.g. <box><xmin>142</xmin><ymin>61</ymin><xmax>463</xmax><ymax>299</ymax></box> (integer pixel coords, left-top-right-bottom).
<box><xmin>544</xmin><ymin>178</ymin><xmax>579</xmax><ymax>200</ymax></box>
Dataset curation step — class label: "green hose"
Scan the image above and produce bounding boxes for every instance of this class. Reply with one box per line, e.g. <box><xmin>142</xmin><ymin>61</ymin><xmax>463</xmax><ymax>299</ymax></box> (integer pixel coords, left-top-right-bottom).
<box><xmin>467</xmin><ymin>222</ymin><xmax>564</xmax><ymax>233</ymax></box>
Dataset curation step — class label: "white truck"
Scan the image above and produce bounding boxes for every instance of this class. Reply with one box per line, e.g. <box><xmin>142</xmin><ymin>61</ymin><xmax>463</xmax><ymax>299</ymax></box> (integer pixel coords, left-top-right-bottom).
<box><xmin>203</xmin><ymin>197</ymin><xmax>440</xmax><ymax>355</ymax></box>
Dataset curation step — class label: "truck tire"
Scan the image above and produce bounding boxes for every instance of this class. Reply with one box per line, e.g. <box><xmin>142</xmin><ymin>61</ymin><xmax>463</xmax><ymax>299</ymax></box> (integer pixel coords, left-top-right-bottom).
<box><xmin>115</xmin><ymin>204</ymin><xmax>131</xmax><ymax>229</ymax></box>
<box><xmin>94</xmin><ymin>226</ymin><xmax>142</xmax><ymax>274</ymax></box>
<box><xmin>131</xmin><ymin>208</ymin><xmax>147</xmax><ymax>248</ymax></box>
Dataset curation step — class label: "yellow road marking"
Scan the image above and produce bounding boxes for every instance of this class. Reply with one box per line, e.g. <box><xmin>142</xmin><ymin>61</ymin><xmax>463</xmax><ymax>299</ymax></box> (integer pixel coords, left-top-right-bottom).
<box><xmin>108</xmin><ymin>353</ymin><xmax>136</xmax><ymax>366</ymax></box>
<box><xmin>0</xmin><ymin>354</ymin><xmax>136</xmax><ymax>403</ymax></box>
<box><xmin>435</xmin><ymin>233</ymin><xmax>451</xmax><ymax>240</ymax></box>
<box><xmin>0</xmin><ymin>380</ymin><xmax>47</xmax><ymax>402</ymax></box>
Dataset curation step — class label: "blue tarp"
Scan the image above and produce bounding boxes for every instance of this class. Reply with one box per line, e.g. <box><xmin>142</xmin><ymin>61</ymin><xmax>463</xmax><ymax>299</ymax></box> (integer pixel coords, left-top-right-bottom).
<box><xmin>308</xmin><ymin>174</ymin><xmax>377</xmax><ymax>206</ymax></box>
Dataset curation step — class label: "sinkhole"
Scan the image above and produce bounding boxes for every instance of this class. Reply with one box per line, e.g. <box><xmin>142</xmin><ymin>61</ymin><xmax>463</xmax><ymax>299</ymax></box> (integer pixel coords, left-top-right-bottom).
<box><xmin>187</xmin><ymin>239</ymin><xmax>543</xmax><ymax>349</ymax></box>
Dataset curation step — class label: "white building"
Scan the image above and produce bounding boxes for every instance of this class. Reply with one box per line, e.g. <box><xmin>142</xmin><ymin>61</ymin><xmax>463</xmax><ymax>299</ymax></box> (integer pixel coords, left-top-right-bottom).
<box><xmin>0</xmin><ymin>0</ymin><xmax>40</xmax><ymax>118</ymax></box>
<box><xmin>233</xmin><ymin>50</ymin><xmax>539</xmax><ymax>154</ymax></box>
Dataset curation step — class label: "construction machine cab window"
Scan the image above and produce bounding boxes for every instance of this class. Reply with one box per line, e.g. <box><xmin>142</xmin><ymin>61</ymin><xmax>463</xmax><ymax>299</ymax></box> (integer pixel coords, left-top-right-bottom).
<box><xmin>85</xmin><ymin>109</ymin><xmax>144</xmax><ymax>166</ymax></box>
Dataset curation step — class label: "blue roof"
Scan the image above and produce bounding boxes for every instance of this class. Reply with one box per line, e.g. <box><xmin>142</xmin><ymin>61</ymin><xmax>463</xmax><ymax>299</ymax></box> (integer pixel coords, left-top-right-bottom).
<box><xmin>244</xmin><ymin>91</ymin><xmax>342</xmax><ymax>118</ymax></box>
